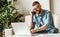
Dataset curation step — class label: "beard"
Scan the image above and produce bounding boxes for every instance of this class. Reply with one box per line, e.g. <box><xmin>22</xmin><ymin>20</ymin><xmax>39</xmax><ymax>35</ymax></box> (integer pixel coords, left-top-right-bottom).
<box><xmin>36</xmin><ymin>8</ymin><xmax>42</xmax><ymax>14</ymax></box>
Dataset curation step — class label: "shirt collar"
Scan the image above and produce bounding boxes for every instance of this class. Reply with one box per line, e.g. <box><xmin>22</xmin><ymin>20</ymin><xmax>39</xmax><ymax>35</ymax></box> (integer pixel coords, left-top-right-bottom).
<box><xmin>35</xmin><ymin>13</ymin><xmax>41</xmax><ymax>17</ymax></box>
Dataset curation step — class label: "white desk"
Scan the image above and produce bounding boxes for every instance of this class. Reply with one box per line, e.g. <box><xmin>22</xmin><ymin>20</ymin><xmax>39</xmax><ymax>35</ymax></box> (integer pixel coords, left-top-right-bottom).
<box><xmin>8</xmin><ymin>34</ymin><xmax>60</xmax><ymax>37</ymax></box>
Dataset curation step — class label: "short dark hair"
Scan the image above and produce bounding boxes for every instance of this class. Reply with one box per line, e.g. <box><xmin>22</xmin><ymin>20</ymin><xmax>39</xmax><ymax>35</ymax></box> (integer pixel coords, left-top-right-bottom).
<box><xmin>32</xmin><ymin>1</ymin><xmax>40</xmax><ymax>6</ymax></box>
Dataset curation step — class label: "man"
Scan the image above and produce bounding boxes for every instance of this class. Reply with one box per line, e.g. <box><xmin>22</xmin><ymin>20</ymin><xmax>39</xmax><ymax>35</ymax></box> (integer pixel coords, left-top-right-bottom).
<box><xmin>30</xmin><ymin>1</ymin><xmax>58</xmax><ymax>34</ymax></box>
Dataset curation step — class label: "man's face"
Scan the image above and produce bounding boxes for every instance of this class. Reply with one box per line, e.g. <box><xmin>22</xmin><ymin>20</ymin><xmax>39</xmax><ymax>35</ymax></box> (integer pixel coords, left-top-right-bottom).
<box><xmin>33</xmin><ymin>4</ymin><xmax>41</xmax><ymax>14</ymax></box>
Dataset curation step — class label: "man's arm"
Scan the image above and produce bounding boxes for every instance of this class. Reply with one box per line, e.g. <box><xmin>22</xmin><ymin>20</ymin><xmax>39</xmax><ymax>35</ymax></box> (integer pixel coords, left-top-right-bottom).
<box><xmin>30</xmin><ymin>14</ymin><xmax>35</xmax><ymax>30</ymax></box>
<box><xmin>30</xmin><ymin>21</ymin><xmax>35</xmax><ymax>30</ymax></box>
<box><xmin>34</xmin><ymin>25</ymin><xmax>47</xmax><ymax>32</ymax></box>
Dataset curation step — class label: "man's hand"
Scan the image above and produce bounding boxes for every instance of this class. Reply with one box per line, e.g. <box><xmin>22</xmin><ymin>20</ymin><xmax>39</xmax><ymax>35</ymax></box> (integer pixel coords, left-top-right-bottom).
<box><xmin>30</xmin><ymin>25</ymin><xmax>47</xmax><ymax>34</ymax></box>
<box><xmin>30</xmin><ymin>29</ymin><xmax>36</xmax><ymax>34</ymax></box>
<box><xmin>30</xmin><ymin>29</ymin><xmax>39</xmax><ymax>34</ymax></box>
<box><xmin>31</xmin><ymin>9</ymin><xmax>36</xmax><ymax>15</ymax></box>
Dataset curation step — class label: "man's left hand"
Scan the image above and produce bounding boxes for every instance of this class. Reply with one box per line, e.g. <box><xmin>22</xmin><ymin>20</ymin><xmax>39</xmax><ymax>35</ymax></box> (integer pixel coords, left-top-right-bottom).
<box><xmin>30</xmin><ymin>29</ymin><xmax>36</xmax><ymax>34</ymax></box>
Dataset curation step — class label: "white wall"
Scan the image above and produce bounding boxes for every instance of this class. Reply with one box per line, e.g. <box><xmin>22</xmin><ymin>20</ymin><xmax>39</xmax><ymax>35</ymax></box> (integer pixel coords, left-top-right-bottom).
<box><xmin>50</xmin><ymin>0</ymin><xmax>60</xmax><ymax>14</ymax></box>
<box><xmin>53</xmin><ymin>0</ymin><xmax>60</xmax><ymax>14</ymax></box>
<box><xmin>14</xmin><ymin>0</ymin><xmax>50</xmax><ymax>15</ymax></box>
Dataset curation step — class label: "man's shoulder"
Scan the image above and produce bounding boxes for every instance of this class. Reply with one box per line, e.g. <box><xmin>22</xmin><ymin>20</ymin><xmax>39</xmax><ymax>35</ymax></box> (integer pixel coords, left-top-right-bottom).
<box><xmin>42</xmin><ymin>9</ymin><xmax>50</xmax><ymax>12</ymax></box>
<box><xmin>42</xmin><ymin>9</ymin><xmax>51</xmax><ymax>14</ymax></box>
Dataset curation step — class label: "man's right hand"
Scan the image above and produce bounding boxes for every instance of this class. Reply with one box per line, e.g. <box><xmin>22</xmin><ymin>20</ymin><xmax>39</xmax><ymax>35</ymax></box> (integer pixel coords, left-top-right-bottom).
<box><xmin>31</xmin><ymin>9</ymin><xmax>36</xmax><ymax>15</ymax></box>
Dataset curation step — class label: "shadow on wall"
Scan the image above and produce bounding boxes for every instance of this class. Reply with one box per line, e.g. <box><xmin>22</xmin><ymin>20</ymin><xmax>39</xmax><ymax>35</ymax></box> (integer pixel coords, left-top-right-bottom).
<box><xmin>12</xmin><ymin>14</ymin><xmax>25</xmax><ymax>22</ymax></box>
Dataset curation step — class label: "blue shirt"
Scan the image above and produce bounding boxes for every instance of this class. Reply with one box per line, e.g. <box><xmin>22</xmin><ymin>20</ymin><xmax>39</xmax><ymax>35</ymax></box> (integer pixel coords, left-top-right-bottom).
<box><xmin>33</xmin><ymin>9</ymin><xmax>57</xmax><ymax>33</ymax></box>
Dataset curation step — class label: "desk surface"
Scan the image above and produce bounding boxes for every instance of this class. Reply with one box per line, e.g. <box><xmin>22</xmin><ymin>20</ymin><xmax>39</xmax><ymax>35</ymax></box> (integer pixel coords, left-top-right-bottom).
<box><xmin>8</xmin><ymin>33</ymin><xmax>60</xmax><ymax>37</ymax></box>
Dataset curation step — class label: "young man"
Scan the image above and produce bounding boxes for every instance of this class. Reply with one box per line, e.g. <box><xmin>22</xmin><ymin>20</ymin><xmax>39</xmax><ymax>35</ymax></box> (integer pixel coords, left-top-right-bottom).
<box><xmin>30</xmin><ymin>1</ymin><xmax>58</xmax><ymax>34</ymax></box>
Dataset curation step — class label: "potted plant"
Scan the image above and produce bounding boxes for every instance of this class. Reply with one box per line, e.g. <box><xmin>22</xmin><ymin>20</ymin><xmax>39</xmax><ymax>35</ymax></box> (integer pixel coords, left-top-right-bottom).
<box><xmin>0</xmin><ymin>0</ymin><xmax>17</xmax><ymax>37</ymax></box>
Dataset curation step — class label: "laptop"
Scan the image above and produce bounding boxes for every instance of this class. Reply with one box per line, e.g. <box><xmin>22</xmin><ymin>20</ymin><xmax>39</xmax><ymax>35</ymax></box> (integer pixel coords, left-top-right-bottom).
<box><xmin>11</xmin><ymin>22</ymin><xmax>31</xmax><ymax>36</ymax></box>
